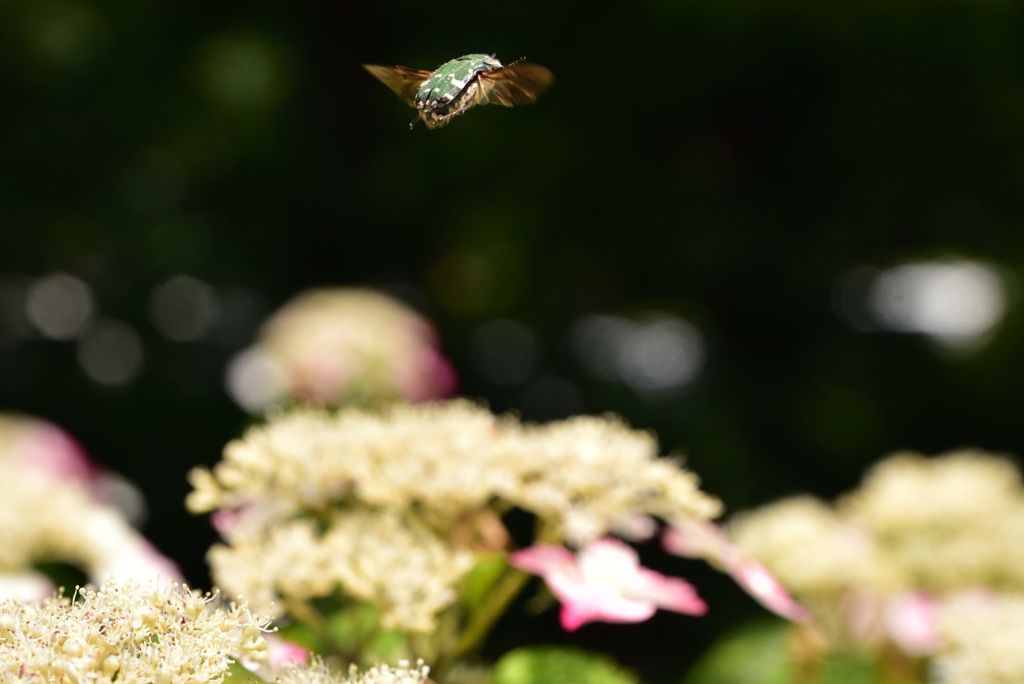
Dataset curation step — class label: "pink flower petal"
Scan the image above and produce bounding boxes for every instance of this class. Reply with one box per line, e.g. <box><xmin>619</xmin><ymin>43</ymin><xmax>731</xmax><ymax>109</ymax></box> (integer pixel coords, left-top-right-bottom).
<box><xmin>884</xmin><ymin>592</ymin><xmax>939</xmax><ymax>656</ymax></box>
<box><xmin>560</xmin><ymin>594</ymin><xmax>656</xmax><ymax>631</ymax></box>
<box><xmin>266</xmin><ymin>634</ymin><xmax>310</xmax><ymax>667</ymax></box>
<box><xmin>509</xmin><ymin>544</ymin><xmax>578</xmax><ymax>576</ymax></box>
<box><xmin>727</xmin><ymin>555</ymin><xmax>809</xmax><ymax>622</ymax></box>
<box><xmin>211</xmin><ymin>508</ymin><xmax>240</xmax><ymax>535</ymax></box>
<box><xmin>12</xmin><ymin>421</ymin><xmax>95</xmax><ymax>484</ymax></box>
<box><xmin>575</xmin><ymin>537</ymin><xmax>642</xmax><ymax>580</ymax></box>
<box><xmin>661</xmin><ymin>519</ymin><xmax>719</xmax><ymax>559</ymax></box>
<box><xmin>663</xmin><ymin>521</ymin><xmax>809</xmax><ymax>622</ymax></box>
<box><xmin>630</xmin><ymin>567</ymin><xmax>707</xmax><ymax>616</ymax></box>
<box><xmin>395</xmin><ymin>347</ymin><xmax>460</xmax><ymax>401</ymax></box>
<box><xmin>512</xmin><ymin>538</ymin><xmax>706</xmax><ymax>631</ymax></box>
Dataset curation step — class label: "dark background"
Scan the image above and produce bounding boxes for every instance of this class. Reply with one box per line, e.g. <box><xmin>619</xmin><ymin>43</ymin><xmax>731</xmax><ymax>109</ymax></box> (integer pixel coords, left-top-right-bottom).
<box><xmin>3</xmin><ymin>0</ymin><xmax>1024</xmax><ymax>680</ymax></box>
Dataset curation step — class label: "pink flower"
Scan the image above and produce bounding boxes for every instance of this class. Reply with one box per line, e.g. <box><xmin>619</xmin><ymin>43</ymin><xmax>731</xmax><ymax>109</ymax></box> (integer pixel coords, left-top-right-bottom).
<box><xmin>265</xmin><ymin>634</ymin><xmax>309</xmax><ymax>668</ymax></box>
<box><xmin>509</xmin><ymin>537</ymin><xmax>707</xmax><ymax>631</ymax></box>
<box><xmin>240</xmin><ymin>633</ymin><xmax>309</xmax><ymax>675</ymax></box>
<box><xmin>394</xmin><ymin>346</ymin><xmax>460</xmax><ymax>402</ymax></box>
<box><xmin>884</xmin><ymin>592</ymin><xmax>939</xmax><ymax>656</ymax></box>
<box><xmin>10</xmin><ymin>420</ymin><xmax>95</xmax><ymax>484</ymax></box>
<box><xmin>662</xmin><ymin>520</ymin><xmax>809</xmax><ymax>622</ymax></box>
<box><xmin>210</xmin><ymin>508</ymin><xmax>240</xmax><ymax>535</ymax></box>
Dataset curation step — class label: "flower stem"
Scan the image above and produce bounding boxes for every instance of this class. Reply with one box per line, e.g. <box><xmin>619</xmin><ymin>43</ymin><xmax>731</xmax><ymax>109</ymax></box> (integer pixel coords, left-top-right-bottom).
<box><xmin>439</xmin><ymin>567</ymin><xmax>532</xmax><ymax>673</ymax></box>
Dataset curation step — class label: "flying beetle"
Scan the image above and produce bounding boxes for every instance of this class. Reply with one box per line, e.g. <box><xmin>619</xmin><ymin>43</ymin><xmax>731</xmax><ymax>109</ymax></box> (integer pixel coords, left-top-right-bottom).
<box><xmin>363</xmin><ymin>54</ymin><xmax>555</xmax><ymax>129</ymax></box>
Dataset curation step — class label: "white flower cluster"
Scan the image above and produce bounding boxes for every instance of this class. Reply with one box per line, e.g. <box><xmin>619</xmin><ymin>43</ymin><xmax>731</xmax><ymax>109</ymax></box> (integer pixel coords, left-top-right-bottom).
<box><xmin>730</xmin><ymin>449</ymin><xmax>1024</xmax><ymax>666</ymax></box>
<box><xmin>207</xmin><ymin>510</ymin><xmax>473</xmax><ymax>631</ymax></box>
<box><xmin>0</xmin><ymin>415</ymin><xmax>179</xmax><ymax>599</ymax></box>
<box><xmin>188</xmin><ymin>400</ymin><xmax>721</xmax><ymax>629</ymax></box>
<box><xmin>934</xmin><ymin>594</ymin><xmax>1024</xmax><ymax>684</ymax></box>
<box><xmin>0</xmin><ymin>578</ymin><xmax>269</xmax><ymax>683</ymax></box>
<box><xmin>733</xmin><ymin>450</ymin><xmax>1024</xmax><ymax>600</ymax></box>
<box><xmin>843</xmin><ymin>452</ymin><xmax>1024</xmax><ymax>592</ymax></box>
<box><xmin>275</xmin><ymin>659</ymin><xmax>430</xmax><ymax>684</ymax></box>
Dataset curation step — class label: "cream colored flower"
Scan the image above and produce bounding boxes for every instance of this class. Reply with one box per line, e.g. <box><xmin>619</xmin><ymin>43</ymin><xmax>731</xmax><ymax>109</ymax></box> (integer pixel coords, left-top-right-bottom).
<box><xmin>0</xmin><ymin>577</ymin><xmax>270</xmax><ymax>683</ymax></box>
<box><xmin>208</xmin><ymin>510</ymin><xmax>474</xmax><ymax>630</ymax></box>
<box><xmin>505</xmin><ymin>416</ymin><xmax>721</xmax><ymax>543</ymax></box>
<box><xmin>226</xmin><ymin>288</ymin><xmax>457</xmax><ymax>412</ymax></box>
<box><xmin>274</xmin><ymin>659</ymin><xmax>430</xmax><ymax>684</ymax></box>
<box><xmin>934</xmin><ymin>593</ymin><xmax>1024</xmax><ymax>684</ymax></box>
<box><xmin>322</xmin><ymin>510</ymin><xmax>474</xmax><ymax>632</ymax></box>
<box><xmin>189</xmin><ymin>400</ymin><xmax>721</xmax><ymax>631</ymax></box>
<box><xmin>188</xmin><ymin>401</ymin><xmax>720</xmax><ymax>544</ymax></box>
<box><xmin>730</xmin><ymin>449</ymin><xmax>1024</xmax><ymax>653</ymax></box>
<box><xmin>840</xmin><ymin>450</ymin><xmax>1024</xmax><ymax>592</ymax></box>
<box><xmin>730</xmin><ymin>496</ymin><xmax>893</xmax><ymax>600</ymax></box>
<box><xmin>0</xmin><ymin>415</ymin><xmax>180</xmax><ymax>596</ymax></box>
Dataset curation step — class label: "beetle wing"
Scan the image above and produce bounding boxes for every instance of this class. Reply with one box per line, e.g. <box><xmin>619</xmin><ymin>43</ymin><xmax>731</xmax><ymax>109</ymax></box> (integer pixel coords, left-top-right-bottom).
<box><xmin>479</xmin><ymin>63</ymin><xmax>556</xmax><ymax>107</ymax></box>
<box><xmin>363</xmin><ymin>64</ymin><xmax>432</xmax><ymax>106</ymax></box>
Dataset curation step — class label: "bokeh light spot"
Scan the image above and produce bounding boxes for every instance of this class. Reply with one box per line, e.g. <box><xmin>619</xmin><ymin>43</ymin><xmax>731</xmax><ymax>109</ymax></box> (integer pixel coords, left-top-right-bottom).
<box><xmin>76</xmin><ymin>318</ymin><xmax>144</xmax><ymax>386</ymax></box>
<box><xmin>572</xmin><ymin>314</ymin><xmax>706</xmax><ymax>396</ymax></box>
<box><xmin>571</xmin><ymin>315</ymin><xmax>636</xmax><ymax>381</ymax></box>
<box><xmin>25</xmin><ymin>272</ymin><xmax>94</xmax><ymax>341</ymax></box>
<box><xmin>617</xmin><ymin>317</ymin><xmax>705</xmax><ymax>393</ymax></box>
<box><xmin>862</xmin><ymin>260</ymin><xmax>1008</xmax><ymax>351</ymax></box>
<box><xmin>224</xmin><ymin>347</ymin><xmax>287</xmax><ymax>413</ymax></box>
<box><xmin>148</xmin><ymin>275</ymin><xmax>219</xmax><ymax>342</ymax></box>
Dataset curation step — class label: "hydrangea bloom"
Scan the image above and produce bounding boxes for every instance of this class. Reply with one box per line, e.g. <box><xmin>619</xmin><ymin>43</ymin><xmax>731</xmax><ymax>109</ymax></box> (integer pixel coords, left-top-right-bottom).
<box><xmin>729</xmin><ymin>449</ymin><xmax>1024</xmax><ymax>656</ymax></box>
<box><xmin>274</xmin><ymin>659</ymin><xmax>431</xmax><ymax>684</ymax></box>
<box><xmin>226</xmin><ymin>288</ymin><xmax>458</xmax><ymax>412</ymax></box>
<box><xmin>0</xmin><ymin>578</ymin><xmax>270</xmax><ymax>682</ymax></box>
<box><xmin>0</xmin><ymin>414</ymin><xmax>180</xmax><ymax>599</ymax></box>
<box><xmin>188</xmin><ymin>400</ymin><xmax>721</xmax><ymax>630</ymax></box>
<box><xmin>935</xmin><ymin>593</ymin><xmax>1024</xmax><ymax>684</ymax></box>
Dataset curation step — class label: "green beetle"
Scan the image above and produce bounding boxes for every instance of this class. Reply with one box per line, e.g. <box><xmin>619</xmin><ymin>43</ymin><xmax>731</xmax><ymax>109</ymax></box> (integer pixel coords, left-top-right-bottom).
<box><xmin>364</xmin><ymin>54</ymin><xmax>555</xmax><ymax>129</ymax></box>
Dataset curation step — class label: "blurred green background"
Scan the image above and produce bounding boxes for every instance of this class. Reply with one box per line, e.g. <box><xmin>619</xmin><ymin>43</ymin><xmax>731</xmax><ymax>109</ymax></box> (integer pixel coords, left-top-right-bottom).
<box><xmin>3</xmin><ymin>0</ymin><xmax>1024</xmax><ymax>680</ymax></box>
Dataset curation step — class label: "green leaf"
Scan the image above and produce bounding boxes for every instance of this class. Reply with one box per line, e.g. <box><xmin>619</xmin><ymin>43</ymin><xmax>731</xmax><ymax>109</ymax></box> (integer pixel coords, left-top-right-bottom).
<box><xmin>493</xmin><ymin>646</ymin><xmax>638</xmax><ymax>684</ymax></box>
<box><xmin>683</xmin><ymin>619</ymin><xmax>792</xmax><ymax>684</ymax></box>
<box><xmin>328</xmin><ymin>603</ymin><xmax>382</xmax><ymax>651</ymax></box>
<box><xmin>683</xmin><ymin>619</ymin><xmax>877</xmax><ymax>684</ymax></box>
<box><xmin>223</xmin><ymin>661</ymin><xmax>265</xmax><ymax>683</ymax></box>
<box><xmin>461</xmin><ymin>555</ymin><xmax>509</xmax><ymax>611</ymax></box>
<box><xmin>276</xmin><ymin>621</ymin><xmax>324</xmax><ymax>653</ymax></box>
<box><xmin>363</xmin><ymin>628</ymin><xmax>411</xmax><ymax>663</ymax></box>
<box><xmin>819</xmin><ymin>654</ymin><xmax>874</xmax><ymax>684</ymax></box>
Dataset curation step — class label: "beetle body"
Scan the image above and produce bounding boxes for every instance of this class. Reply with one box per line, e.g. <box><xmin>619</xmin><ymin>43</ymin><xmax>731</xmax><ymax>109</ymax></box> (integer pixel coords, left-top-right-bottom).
<box><xmin>364</xmin><ymin>54</ymin><xmax>555</xmax><ymax>130</ymax></box>
<box><xmin>413</xmin><ymin>54</ymin><xmax>502</xmax><ymax>128</ymax></box>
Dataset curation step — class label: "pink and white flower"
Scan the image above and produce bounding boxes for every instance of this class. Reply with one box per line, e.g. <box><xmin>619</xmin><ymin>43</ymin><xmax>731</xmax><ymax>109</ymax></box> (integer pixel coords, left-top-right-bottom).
<box><xmin>662</xmin><ymin>520</ymin><xmax>809</xmax><ymax>622</ymax></box>
<box><xmin>510</xmin><ymin>537</ymin><xmax>707</xmax><ymax>631</ymax></box>
<box><xmin>9</xmin><ymin>418</ymin><xmax>95</xmax><ymax>484</ymax></box>
<box><xmin>265</xmin><ymin>634</ymin><xmax>310</xmax><ymax>668</ymax></box>
<box><xmin>228</xmin><ymin>288</ymin><xmax>460</xmax><ymax>412</ymax></box>
<box><xmin>240</xmin><ymin>633</ymin><xmax>309</xmax><ymax>676</ymax></box>
<box><xmin>884</xmin><ymin>591</ymin><xmax>939</xmax><ymax>656</ymax></box>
